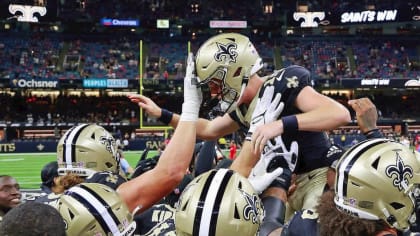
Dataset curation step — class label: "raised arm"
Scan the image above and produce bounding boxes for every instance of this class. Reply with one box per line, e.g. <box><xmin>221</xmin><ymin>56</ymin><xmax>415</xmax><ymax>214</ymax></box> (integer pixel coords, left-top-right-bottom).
<box><xmin>127</xmin><ymin>94</ymin><xmax>238</xmax><ymax>140</ymax></box>
<box><xmin>118</xmin><ymin>53</ymin><xmax>202</xmax><ymax>213</ymax></box>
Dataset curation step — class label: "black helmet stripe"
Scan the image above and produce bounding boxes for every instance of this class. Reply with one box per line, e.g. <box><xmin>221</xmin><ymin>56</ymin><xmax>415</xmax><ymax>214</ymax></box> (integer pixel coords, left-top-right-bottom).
<box><xmin>193</xmin><ymin>170</ymin><xmax>216</xmax><ymax>236</ymax></box>
<box><xmin>66</xmin><ymin>184</ymin><xmax>121</xmax><ymax>235</ymax></box>
<box><xmin>193</xmin><ymin>169</ymin><xmax>233</xmax><ymax>236</ymax></box>
<box><xmin>209</xmin><ymin>170</ymin><xmax>233</xmax><ymax>235</ymax></box>
<box><xmin>336</xmin><ymin>138</ymin><xmax>388</xmax><ymax>199</ymax></box>
<box><xmin>63</xmin><ymin>124</ymin><xmax>89</xmax><ymax>166</ymax></box>
<box><xmin>79</xmin><ymin>184</ymin><xmax>122</xmax><ymax>225</ymax></box>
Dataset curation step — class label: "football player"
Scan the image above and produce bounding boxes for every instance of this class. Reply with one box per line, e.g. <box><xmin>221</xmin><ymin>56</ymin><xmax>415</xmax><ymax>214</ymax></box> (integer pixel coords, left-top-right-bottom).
<box><xmin>55</xmin><ymin>183</ymin><xmax>136</xmax><ymax>236</ymax></box>
<box><xmin>56</xmin><ymin>123</ymin><xmax>122</xmax><ymax>178</ymax></box>
<box><xmin>175</xmin><ymin>168</ymin><xmax>264</xmax><ymax>236</ymax></box>
<box><xmin>127</xmin><ymin>32</ymin><xmax>351</xmax><ymax>233</ymax></box>
<box><xmin>132</xmin><ymin>174</ymin><xmax>193</xmax><ymax>236</ymax></box>
<box><xmin>0</xmin><ymin>201</ymin><xmax>66</xmax><ymax>236</ymax></box>
<box><xmin>131</xmin><ymin>139</ymin><xmax>284</xmax><ymax>236</ymax></box>
<box><xmin>52</xmin><ymin>52</ymin><xmax>204</xmax><ymax>236</ymax></box>
<box><xmin>0</xmin><ymin>175</ymin><xmax>21</xmax><ymax>222</ymax></box>
<box><xmin>270</xmin><ymin>138</ymin><xmax>420</xmax><ymax>236</ymax></box>
<box><xmin>39</xmin><ymin>161</ymin><xmax>60</xmax><ymax>194</ymax></box>
<box><xmin>36</xmin><ymin>123</ymin><xmax>126</xmax><ymax>205</ymax></box>
<box><xmin>117</xmin><ymin>52</ymin><xmax>203</xmax><ymax>214</ymax></box>
<box><xmin>19</xmin><ymin>162</ymin><xmax>60</xmax><ymax>203</ymax></box>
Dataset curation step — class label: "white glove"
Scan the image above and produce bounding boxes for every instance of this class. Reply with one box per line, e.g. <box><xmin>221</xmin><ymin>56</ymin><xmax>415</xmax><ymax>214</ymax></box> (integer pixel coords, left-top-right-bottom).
<box><xmin>248</xmin><ymin>135</ymin><xmax>298</xmax><ymax>194</ymax></box>
<box><xmin>264</xmin><ymin>135</ymin><xmax>299</xmax><ymax>172</ymax></box>
<box><xmin>180</xmin><ymin>52</ymin><xmax>203</xmax><ymax>121</ymax></box>
<box><xmin>246</xmin><ymin>85</ymin><xmax>284</xmax><ymax>140</ymax></box>
<box><xmin>248</xmin><ymin>153</ymin><xmax>284</xmax><ymax>194</ymax></box>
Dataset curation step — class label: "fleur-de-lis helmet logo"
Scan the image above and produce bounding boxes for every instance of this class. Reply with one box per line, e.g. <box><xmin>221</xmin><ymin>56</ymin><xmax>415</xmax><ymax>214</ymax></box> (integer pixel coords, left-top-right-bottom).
<box><xmin>214</xmin><ymin>42</ymin><xmax>238</xmax><ymax>64</ymax></box>
<box><xmin>239</xmin><ymin>188</ymin><xmax>262</xmax><ymax>224</ymax></box>
<box><xmin>100</xmin><ymin>135</ymin><xmax>119</xmax><ymax>163</ymax></box>
<box><xmin>385</xmin><ymin>151</ymin><xmax>413</xmax><ymax>191</ymax></box>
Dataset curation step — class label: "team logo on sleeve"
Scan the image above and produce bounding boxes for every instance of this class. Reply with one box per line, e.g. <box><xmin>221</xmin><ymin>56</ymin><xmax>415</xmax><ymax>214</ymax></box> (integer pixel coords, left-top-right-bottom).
<box><xmin>214</xmin><ymin>42</ymin><xmax>238</xmax><ymax>63</ymax></box>
<box><xmin>286</xmin><ymin>76</ymin><xmax>299</xmax><ymax>88</ymax></box>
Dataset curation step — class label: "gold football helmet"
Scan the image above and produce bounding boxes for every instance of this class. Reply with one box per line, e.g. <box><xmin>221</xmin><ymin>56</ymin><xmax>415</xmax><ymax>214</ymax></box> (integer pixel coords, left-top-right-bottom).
<box><xmin>55</xmin><ymin>183</ymin><xmax>136</xmax><ymax>236</ymax></box>
<box><xmin>334</xmin><ymin>138</ymin><xmax>420</xmax><ymax>231</ymax></box>
<box><xmin>175</xmin><ymin>168</ymin><xmax>264</xmax><ymax>236</ymax></box>
<box><xmin>195</xmin><ymin>32</ymin><xmax>263</xmax><ymax>113</ymax></box>
<box><xmin>57</xmin><ymin>124</ymin><xmax>120</xmax><ymax>177</ymax></box>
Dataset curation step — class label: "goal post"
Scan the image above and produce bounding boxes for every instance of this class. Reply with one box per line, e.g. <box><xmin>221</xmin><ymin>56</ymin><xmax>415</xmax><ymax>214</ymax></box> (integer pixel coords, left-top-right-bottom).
<box><xmin>138</xmin><ymin>39</ymin><xmax>173</xmax><ymax>135</ymax></box>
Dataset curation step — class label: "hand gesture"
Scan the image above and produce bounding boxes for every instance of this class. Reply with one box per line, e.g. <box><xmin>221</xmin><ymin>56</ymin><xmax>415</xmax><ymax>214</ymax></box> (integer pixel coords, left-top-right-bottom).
<box><xmin>181</xmin><ymin>52</ymin><xmax>203</xmax><ymax>121</ymax></box>
<box><xmin>247</xmin><ymin>85</ymin><xmax>284</xmax><ymax>138</ymax></box>
<box><xmin>131</xmin><ymin>155</ymin><xmax>160</xmax><ymax>179</ymax></box>
<box><xmin>248</xmin><ymin>155</ymin><xmax>284</xmax><ymax>194</ymax></box>
<box><xmin>264</xmin><ymin>135</ymin><xmax>298</xmax><ymax>172</ymax></box>
<box><xmin>248</xmin><ymin>135</ymin><xmax>298</xmax><ymax>193</ymax></box>
<box><xmin>348</xmin><ymin>97</ymin><xmax>378</xmax><ymax>133</ymax></box>
<box><xmin>127</xmin><ymin>94</ymin><xmax>162</xmax><ymax>118</ymax></box>
<box><xmin>246</xmin><ymin>85</ymin><xmax>284</xmax><ymax>154</ymax></box>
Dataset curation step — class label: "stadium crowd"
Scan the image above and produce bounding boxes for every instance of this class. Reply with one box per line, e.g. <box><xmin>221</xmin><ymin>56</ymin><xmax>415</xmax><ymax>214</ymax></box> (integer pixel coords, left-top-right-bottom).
<box><xmin>1</xmin><ymin>33</ymin><xmax>419</xmax><ymax>81</ymax></box>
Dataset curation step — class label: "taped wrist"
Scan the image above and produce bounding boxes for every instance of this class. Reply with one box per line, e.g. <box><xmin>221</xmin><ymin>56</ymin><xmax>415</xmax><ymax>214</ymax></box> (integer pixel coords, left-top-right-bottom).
<box><xmin>180</xmin><ymin>102</ymin><xmax>199</xmax><ymax>121</ymax></box>
<box><xmin>259</xmin><ymin>196</ymin><xmax>286</xmax><ymax>236</ymax></box>
<box><xmin>281</xmin><ymin>115</ymin><xmax>298</xmax><ymax>136</ymax></box>
<box><xmin>158</xmin><ymin>109</ymin><xmax>173</xmax><ymax>125</ymax></box>
<box><xmin>363</xmin><ymin>128</ymin><xmax>383</xmax><ymax>139</ymax></box>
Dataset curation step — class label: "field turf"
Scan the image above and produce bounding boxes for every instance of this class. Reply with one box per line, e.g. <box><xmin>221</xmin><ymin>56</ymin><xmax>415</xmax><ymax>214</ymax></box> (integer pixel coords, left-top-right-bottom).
<box><xmin>0</xmin><ymin>151</ymin><xmax>157</xmax><ymax>189</ymax></box>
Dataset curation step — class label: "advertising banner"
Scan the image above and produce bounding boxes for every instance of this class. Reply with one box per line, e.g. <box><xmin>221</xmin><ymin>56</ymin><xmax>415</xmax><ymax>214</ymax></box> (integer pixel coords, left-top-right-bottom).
<box><xmin>83</xmin><ymin>79</ymin><xmax>128</xmax><ymax>88</ymax></box>
<box><xmin>340</xmin><ymin>78</ymin><xmax>420</xmax><ymax>88</ymax></box>
<box><xmin>101</xmin><ymin>18</ymin><xmax>139</xmax><ymax>27</ymax></box>
<box><xmin>10</xmin><ymin>78</ymin><xmax>59</xmax><ymax>88</ymax></box>
<box><xmin>289</xmin><ymin>6</ymin><xmax>419</xmax><ymax>27</ymax></box>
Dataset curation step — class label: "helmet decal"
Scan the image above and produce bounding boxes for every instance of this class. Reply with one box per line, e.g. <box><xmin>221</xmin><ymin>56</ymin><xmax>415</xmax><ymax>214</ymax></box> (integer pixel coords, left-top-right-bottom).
<box><xmin>336</xmin><ymin>139</ymin><xmax>388</xmax><ymax>198</ymax></box>
<box><xmin>385</xmin><ymin>153</ymin><xmax>413</xmax><ymax>192</ymax></box>
<box><xmin>99</xmin><ymin>134</ymin><xmax>118</xmax><ymax>163</ymax></box>
<box><xmin>65</xmin><ymin>184</ymin><xmax>122</xmax><ymax>235</ymax></box>
<box><xmin>175</xmin><ymin>168</ymin><xmax>262</xmax><ymax>235</ymax></box>
<box><xmin>63</xmin><ymin>124</ymin><xmax>90</xmax><ymax>166</ymax></box>
<box><xmin>214</xmin><ymin>42</ymin><xmax>238</xmax><ymax>64</ymax></box>
<box><xmin>58</xmin><ymin>183</ymin><xmax>136</xmax><ymax>236</ymax></box>
<box><xmin>239</xmin><ymin>188</ymin><xmax>262</xmax><ymax>224</ymax></box>
<box><xmin>193</xmin><ymin>168</ymin><xmax>233</xmax><ymax>236</ymax></box>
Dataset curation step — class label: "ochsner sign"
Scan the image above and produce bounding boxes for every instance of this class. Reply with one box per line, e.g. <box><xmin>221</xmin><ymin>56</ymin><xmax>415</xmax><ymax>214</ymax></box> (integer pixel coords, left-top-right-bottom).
<box><xmin>11</xmin><ymin>78</ymin><xmax>59</xmax><ymax>88</ymax></box>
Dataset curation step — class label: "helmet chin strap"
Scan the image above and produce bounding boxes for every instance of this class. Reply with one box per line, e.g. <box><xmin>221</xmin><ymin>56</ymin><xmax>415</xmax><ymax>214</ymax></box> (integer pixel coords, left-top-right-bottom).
<box><xmin>220</xmin><ymin>100</ymin><xmax>237</xmax><ymax>114</ymax></box>
<box><xmin>221</xmin><ymin>72</ymin><xmax>249</xmax><ymax>114</ymax></box>
<box><xmin>235</xmin><ymin>66</ymin><xmax>251</xmax><ymax>103</ymax></box>
<box><xmin>409</xmin><ymin>187</ymin><xmax>420</xmax><ymax>231</ymax></box>
<box><xmin>236</xmin><ymin>82</ymin><xmax>247</xmax><ymax>103</ymax></box>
